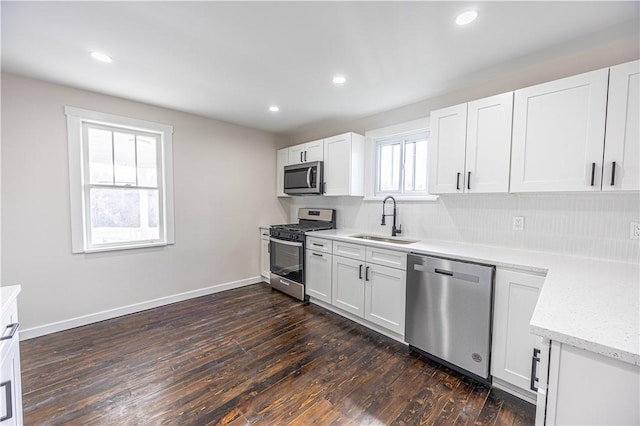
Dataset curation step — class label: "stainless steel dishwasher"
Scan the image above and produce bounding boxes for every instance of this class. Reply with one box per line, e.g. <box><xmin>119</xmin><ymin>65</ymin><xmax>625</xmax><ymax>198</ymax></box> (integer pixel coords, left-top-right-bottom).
<box><xmin>405</xmin><ymin>253</ymin><xmax>494</xmax><ymax>383</ymax></box>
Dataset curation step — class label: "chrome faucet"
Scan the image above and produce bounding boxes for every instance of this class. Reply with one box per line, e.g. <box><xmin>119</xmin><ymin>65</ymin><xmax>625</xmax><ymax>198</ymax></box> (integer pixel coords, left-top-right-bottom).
<box><xmin>381</xmin><ymin>196</ymin><xmax>402</xmax><ymax>236</ymax></box>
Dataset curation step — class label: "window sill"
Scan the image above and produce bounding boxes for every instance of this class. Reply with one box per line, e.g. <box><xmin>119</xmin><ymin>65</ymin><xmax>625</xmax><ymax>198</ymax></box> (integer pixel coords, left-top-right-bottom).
<box><xmin>77</xmin><ymin>241</ymin><xmax>172</xmax><ymax>254</ymax></box>
<box><xmin>363</xmin><ymin>195</ymin><xmax>439</xmax><ymax>202</ymax></box>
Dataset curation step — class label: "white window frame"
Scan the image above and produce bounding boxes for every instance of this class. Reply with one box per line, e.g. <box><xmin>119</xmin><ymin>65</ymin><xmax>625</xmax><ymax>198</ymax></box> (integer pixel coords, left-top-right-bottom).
<box><xmin>65</xmin><ymin>106</ymin><xmax>175</xmax><ymax>253</ymax></box>
<box><xmin>364</xmin><ymin>118</ymin><xmax>437</xmax><ymax>201</ymax></box>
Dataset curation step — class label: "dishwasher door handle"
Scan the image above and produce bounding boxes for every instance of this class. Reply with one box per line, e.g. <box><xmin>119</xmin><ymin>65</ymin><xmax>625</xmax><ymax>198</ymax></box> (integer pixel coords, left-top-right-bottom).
<box><xmin>413</xmin><ymin>264</ymin><xmax>452</xmax><ymax>275</ymax></box>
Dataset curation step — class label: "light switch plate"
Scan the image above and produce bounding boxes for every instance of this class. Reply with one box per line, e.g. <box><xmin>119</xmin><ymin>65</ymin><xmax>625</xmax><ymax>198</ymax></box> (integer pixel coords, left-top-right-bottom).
<box><xmin>513</xmin><ymin>216</ymin><xmax>524</xmax><ymax>231</ymax></box>
<box><xmin>631</xmin><ymin>222</ymin><xmax>640</xmax><ymax>240</ymax></box>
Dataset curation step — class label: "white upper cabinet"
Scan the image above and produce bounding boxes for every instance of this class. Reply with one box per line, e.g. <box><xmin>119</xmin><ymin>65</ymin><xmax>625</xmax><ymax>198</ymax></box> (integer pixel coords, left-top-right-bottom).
<box><xmin>288</xmin><ymin>139</ymin><xmax>323</xmax><ymax>164</ymax></box>
<box><xmin>603</xmin><ymin>60</ymin><xmax>640</xmax><ymax>192</ymax></box>
<box><xmin>429</xmin><ymin>93</ymin><xmax>513</xmax><ymax>194</ymax></box>
<box><xmin>465</xmin><ymin>93</ymin><xmax>514</xmax><ymax>193</ymax></box>
<box><xmin>276</xmin><ymin>148</ymin><xmax>289</xmax><ymax>197</ymax></box>
<box><xmin>510</xmin><ymin>68</ymin><xmax>609</xmax><ymax>192</ymax></box>
<box><xmin>429</xmin><ymin>103</ymin><xmax>467</xmax><ymax>193</ymax></box>
<box><xmin>323</xmin><ymin>132</ymin><xmax>364</xmax><ymax>196</ymax></box>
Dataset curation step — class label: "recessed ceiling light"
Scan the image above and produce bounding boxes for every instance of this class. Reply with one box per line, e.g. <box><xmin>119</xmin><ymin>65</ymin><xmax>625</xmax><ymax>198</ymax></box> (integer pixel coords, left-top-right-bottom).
<box><xmin>91</xmin><ymin>51</ymin><xmax>113</xmax><ymax>63</ymax></box>
<box><xmin>455</xmin><ymin>10</ymin><xmax>478</xmax><ymax>26</ymax></box>
<box><xmin>269</xmin><ymin>105</ymin><xmax>280</xmax><ymax>112</ymax></box>
<box><xmin>332</xmin><ymin>75</ymin><xmax>347</xmax><ymax>85</ymax></box>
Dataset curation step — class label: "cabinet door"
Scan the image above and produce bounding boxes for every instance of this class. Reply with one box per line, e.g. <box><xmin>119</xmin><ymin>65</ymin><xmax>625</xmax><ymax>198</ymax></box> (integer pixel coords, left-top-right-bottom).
<box><xmin>332</xmin><ymin>256</ymin><xmax>364</xmax><ymax>317</ymax></box>
<box><xmin>276</xmin><ymin>148</ymin><xmax>289</xmax><ymax>197</ymax></box>
<box><xmin>603</xmin><ymin>60</ymin><xmax>640</xmax><ymax>192</ymax></box>
<box><xmin>304</xmin><ymin>139</ymin><xmax>324</xmax><ymax>162</ymax></box>
<box><xmin>288</xmin><ymin>144</ymin><xmax>305</xmax><ymax>164</ymax></box>
<box><xmin>465</xmin><ymin>92</ymin><xmax>513</xmax><ymax>193</ymax></box>
<box><xmin>260</xmin><ymin>237</ymin><xmax>270</xmax><ymax>280</ymax></box>
<box><xmin>364</xmin><ymin>264</ymin><xmax>406</xmax><ymax>335</ymax></box>
<box><xmin>0</xmin><ymin>337</ymin><xmax>23</xmax><ymax>426</ymax></box>
<box><xmin>324</xmin><ymin>133</ymin><xmax>352</xmax><ymax>196</ymax></box>
<box><xmin>510</xmin><ymin>68</ymin><xmax>609</xmax><ymax>192</ymax></box>
<box><xmin>305</xmin><ymin>250</ymin><xmax>332</xmax><ymax>303</ymax></box>
<box><xmin>429</xmin><ymin>103</ymin><xmax>467</xmax><ymax>194</ymax></box>
<box><xmin>491</xmin><ymin>268</ymin><xmax>544</xmax><ymax>395</ymax></box>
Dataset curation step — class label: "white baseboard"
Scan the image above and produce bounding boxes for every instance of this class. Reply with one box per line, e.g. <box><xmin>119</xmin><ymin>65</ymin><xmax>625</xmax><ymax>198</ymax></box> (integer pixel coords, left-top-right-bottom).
<box><xmin>20</xmin><ymin>276</ymin><xmax>262</xmax><ymax>341</ymax></box>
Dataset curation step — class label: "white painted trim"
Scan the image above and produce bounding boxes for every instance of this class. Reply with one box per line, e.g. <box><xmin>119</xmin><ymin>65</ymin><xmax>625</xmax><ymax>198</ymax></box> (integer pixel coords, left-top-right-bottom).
<box><xmin>364</xmin><ymin>118</ymin><xmax>431</xmax><ymax>200</ymax></box>
<box><xmin>64</xmin><ymin>106</ymin><xmax>174</xmax><ymax>135</ymax></box>
<box><xmin>64</xmin><ymin>106</ymin><xmax>175</xmax><ymax>253</ymax></box>
<box><xmin>20</xmin><ymin>277</ymin><xmax>261</xmax><ymax>340</ymax></box>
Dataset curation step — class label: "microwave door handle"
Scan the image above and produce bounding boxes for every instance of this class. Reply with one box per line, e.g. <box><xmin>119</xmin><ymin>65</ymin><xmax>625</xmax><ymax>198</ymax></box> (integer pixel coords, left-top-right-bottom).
<box><xmin>306</xmin><ymin>167</ymin><xmax>312</xmax><ymax>188</ymax></box>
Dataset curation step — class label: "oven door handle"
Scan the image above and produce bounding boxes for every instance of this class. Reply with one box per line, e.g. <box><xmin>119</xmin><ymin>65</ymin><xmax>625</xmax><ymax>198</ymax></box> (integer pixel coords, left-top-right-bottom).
<box><xmin>270</xmin><ymin>238</ymin><xmax>303</xmax><ymax>247</ymax></box>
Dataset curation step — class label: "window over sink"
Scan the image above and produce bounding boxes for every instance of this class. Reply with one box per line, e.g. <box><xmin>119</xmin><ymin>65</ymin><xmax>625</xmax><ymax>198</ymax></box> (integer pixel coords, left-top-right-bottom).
<box><xmin>65</xmin><ymin>107</ymin><xmax>175</xmax><ymax>253</ymax></box>
<box><xmin>365</xmin><ymin>118</ymin><xmax>435</xmax><ymax>200</ymax></box>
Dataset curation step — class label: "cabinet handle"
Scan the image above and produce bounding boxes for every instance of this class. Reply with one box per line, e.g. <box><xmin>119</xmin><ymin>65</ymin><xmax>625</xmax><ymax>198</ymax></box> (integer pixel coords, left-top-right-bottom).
<box><xmin>456</xmin><ymin>172</ymin><xmax>461</xmax><ymax>190</ymax></box>
<box><xmin>304</xmin><ymin>151</ymin><xmax>307</xmax><ymax>162</ymax></box>
<box><xmin>365</xmin><ymin>266</ymin><xmax>370</xmax><ymax>281</ymax></box>
<box><xmin>590</xmin><ymin>162</ymin><xmax>596</xmax><ymax>186</ymax></box>
<box><xmin>300</xmin><ymin>152</ymin><xmax>303</xmax><ymax>163</ymax></box>
<box><xmin>359</xmin><ymin>264</ymin><xmax>363</xmax><ymax>279</ymax></box>
<box><xmin>610</xmin><ymin>161</ymin><xmax>616</xmax><ymax>186</ymax></box>
<box><xmin>467</xmin><ymin>171</ymin><xmax>471</xmax><ymax>191</ymax></box>
<box><xmin>0</xmin><ymin>380</ymin><xmax>12</xmax><ymax>422</ymax></box>
<box><xmin>530</xmin><ymin>348</ymin><xmax>541</xmax><ymax>392</ymax></box>
<box><xmin>312</xmin><ymin>253</ymin><xmax>323</xmax><ymax>257</ymax></box>
<box><xmin>0</xmin><ymin>323</ymin><xmax>19</xmax><ymax>341</ymax></box>
<box><xmin>312</xmin><ymin>243</ymin><xmax>324</xmax><ymax>247</ymax></box>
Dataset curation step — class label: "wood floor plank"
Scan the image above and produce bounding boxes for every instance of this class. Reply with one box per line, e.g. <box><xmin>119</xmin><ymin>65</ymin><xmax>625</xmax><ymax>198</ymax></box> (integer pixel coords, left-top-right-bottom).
<box><xmin>20</xmin><ymin>283</ymin><xmax>535</xmax><ymax>425</ymax></box>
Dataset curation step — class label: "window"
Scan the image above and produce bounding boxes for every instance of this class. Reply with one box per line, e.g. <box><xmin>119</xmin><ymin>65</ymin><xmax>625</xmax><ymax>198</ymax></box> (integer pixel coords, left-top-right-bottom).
<box><xmin>375</xmin><ymin>129</ymin><xmax>430</xmax><ymax>197</ymax></box>
<box><xmin>66</xmin><ymin>107</ymin><xmax>175</xmax><ymax>253</ymax></box>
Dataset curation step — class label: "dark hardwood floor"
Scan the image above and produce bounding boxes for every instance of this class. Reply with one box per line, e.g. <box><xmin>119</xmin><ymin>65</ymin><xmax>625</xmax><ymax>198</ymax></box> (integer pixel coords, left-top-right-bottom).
<box><xmin>20</xmin><ymin>283</ymin><xmax>535</xmax><ymax>425</ymax></box>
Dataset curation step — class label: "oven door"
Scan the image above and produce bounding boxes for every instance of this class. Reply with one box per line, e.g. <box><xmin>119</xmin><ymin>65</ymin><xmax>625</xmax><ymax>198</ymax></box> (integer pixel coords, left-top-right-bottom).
<box><xmin>269</xmin><ymin>238</ymin><xmax>304</xmax><ymax>284</ymax></box>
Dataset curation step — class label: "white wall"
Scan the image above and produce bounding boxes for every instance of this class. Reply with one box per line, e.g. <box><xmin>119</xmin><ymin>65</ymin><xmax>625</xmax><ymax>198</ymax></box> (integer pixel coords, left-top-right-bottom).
<box><xmin>1</xmin><ymin>73</ymin><xmax>289</xmax><ymax>335</ymax></box>
<box><xmin>284</xmin><ymin>23</ymin><xmax>640</xmax><ymax>264</ymax></box>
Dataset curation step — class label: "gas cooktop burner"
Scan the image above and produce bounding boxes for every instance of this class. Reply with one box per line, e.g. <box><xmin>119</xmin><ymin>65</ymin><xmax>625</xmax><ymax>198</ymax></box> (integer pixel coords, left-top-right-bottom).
<box><xmin>271</xmin><ymin>223</ymin><xmax>334</xmax><ymax>232</ymax></box>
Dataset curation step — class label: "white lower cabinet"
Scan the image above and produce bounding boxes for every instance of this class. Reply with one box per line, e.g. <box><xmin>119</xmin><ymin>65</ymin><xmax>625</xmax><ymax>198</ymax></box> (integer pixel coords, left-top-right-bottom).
<box><xmin>329</xmin><ymin>241</ymin><xmax>406</xmax><ymax>337</ymax></box>
<box><xmin>0</xmin><ymin>339</ymin><xmax>22</xmax><ymax>426</ymax></box>
<box><xmin>364</xmin><ymin>264</ymin><xmax>406</xmax><ymax>335</ymax></box>
<box><xmin>259</xmin><ymin>228</ymin><xmax>270</xmax><ymax>282</ymax></box>
<box><xmin>332</xmin><ymin>256</ymin><xmax>365</xmax><ymax>317</ymax></box>
<box><xmin>491</xmin><ymin>268</ymin><xmax>545</xmax><ymax>402</ymax></box>
<box><xmin>1</xmin><ymin>287</ymin><xmax>23</xmax><ymax>426</ymax></box>
<box><xmin>305</xmin><ymin>246</ymin><xmax>332</xmax><ymax>304</ymax></box>
<box><xmin>538</xmin><ymin>341</ymin><xmax>640</xmax><ymax>425</ymax></box>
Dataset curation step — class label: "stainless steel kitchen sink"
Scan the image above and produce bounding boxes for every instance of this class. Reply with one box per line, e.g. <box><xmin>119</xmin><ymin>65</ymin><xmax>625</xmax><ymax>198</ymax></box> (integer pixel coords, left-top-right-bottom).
<box><xmin>349</xmin><ymin>234</ymin><xmax>418</xmax><ymax>245</ymax></box>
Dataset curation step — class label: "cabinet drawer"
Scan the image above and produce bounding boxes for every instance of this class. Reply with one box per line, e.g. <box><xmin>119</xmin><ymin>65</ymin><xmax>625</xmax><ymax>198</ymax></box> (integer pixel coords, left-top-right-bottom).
<box><xmin>260</xmin><ymin>227</ymin><xmax>270</xmax><ymax>237</ymax></box>
<box><xmin>333</xmin><ymin>241</ymin><xmax>366</xmax><ymax>261</ymax></box>
<box><xmin>306</xmin><ymin>237</ymin><xmax>332</xmax><ymax>254</ymax></box>
<box><xmin>365</xmin><ymin>246</ymin><xmax>407</xmax><ymax>270</ymax></box>
<box><xmin>0</xmin><ymin>297</ymin><xmax>19</xmax><ymax>362</ymax></box>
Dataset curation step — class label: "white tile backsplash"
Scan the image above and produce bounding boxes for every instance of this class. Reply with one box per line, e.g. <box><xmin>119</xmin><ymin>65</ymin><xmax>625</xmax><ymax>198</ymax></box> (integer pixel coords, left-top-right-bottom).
<box><xmin>287</xmin><ymin>193</ymin><xmax>640</xmax><ymax>263</ymax></box>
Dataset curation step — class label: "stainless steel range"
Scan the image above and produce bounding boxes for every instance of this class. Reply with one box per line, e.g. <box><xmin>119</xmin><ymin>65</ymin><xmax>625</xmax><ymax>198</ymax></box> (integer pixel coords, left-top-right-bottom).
<box><xmin>269</xmin><ymin>208</ymin><xmax>336</xmax><ymax>301</ymax></box>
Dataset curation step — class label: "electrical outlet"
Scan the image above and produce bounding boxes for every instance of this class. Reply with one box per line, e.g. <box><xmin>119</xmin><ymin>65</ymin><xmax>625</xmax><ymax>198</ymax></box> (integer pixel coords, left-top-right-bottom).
<box><xmin>513</xmin><ymin>216</ymin><xmax>524</xmax><ymax>231</ymax></box>
<box><xmin>631</xmin><ymin>222</ymin><xmax>640</xmax><ymax>240</ymax></box>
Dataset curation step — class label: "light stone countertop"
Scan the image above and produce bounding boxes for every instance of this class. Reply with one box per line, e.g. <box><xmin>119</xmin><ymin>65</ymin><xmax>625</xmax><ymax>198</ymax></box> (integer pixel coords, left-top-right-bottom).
<box><xmin>307</xmin><ymin>229</ymin><xmax>640</xmax><ymax>366</ymax></box>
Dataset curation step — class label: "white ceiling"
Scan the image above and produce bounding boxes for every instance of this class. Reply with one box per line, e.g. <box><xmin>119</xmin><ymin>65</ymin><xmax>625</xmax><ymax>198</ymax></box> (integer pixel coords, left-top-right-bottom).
<box><xmin>2</xmin><ymin>1</ymin><xmax>638</xmax><ymax>135</ymax></box>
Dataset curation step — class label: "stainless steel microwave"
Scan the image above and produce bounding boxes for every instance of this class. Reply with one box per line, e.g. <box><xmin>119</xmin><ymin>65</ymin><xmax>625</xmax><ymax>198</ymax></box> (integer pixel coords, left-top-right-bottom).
<box><xmin>284</xmin><ymin>161</ymin><xmax>324</xmax><ymax>195</ymax></box>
